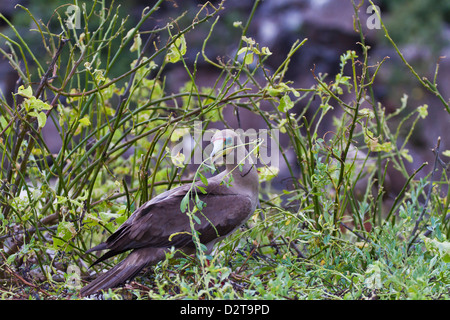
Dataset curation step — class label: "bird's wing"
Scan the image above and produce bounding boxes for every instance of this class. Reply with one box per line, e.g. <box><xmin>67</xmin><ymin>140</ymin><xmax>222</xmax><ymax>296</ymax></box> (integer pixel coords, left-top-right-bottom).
<box><xmin>89</xmin><ymin>178</ymin><xmax>253</xmax><ymax>265</ymax></box>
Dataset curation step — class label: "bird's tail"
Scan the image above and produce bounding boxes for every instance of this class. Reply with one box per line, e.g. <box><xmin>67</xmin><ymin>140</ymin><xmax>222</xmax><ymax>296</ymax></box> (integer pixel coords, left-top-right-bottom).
<box><xmin>80</xmin><ymin>247</ymin><xmax>166</xmax><ymax>297</ymax></box>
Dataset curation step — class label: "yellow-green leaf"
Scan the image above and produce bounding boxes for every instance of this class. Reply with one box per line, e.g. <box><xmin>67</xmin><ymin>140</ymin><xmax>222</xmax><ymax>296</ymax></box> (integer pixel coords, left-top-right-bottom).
<box><xmin>261</xmin><ymin>46</ymin><xmax>272</xmax><ymax>55</ymax></box>
<box><xmin>278</xmin><ymin>94</ymin><xmax>294</xmax><ymax>112</ymax></box>
<box><xmin>244</xmin><ymin>52</ymin><xmax>254</xmax><ymax>65</ymax></box>
<box><xmin>166</xmin><ymin>34</ymin><xmax>187</xmax><ymax>64</ymax></box>
<box><xmin>53</xmin><ymin>221</ymin><xmax>76</xmax><ymax>252</ymax></box>
<box><xmin>171</xmin><ymin>152</ymin><xmax>185</xmax><ymax>168</ymax></box>
<box><xmin>130</xmin><ymin>33</ymin><xmax>142</xmax><ymax>52</ymax></box>
<box><xmin>36</xmin><ymin>112</ymin><xmax>47</xmax><ymax>128</ymax></box>
<box><xmin>258</xmin><ymin>166</ymin><xmax>279</xmax><ymax>182</ymax></box>
<box><xmin>17</xmin><ymin>85</ymin><xmax>33</xmax><ymax>98</ymax></box>
<box><xmin>78</xmin><ymin>116</ymin><xmax>91</xmax><ymax>127</ymax></box>
<box><xmin>241</xmin><ymin>36</ymin><xmax>255</xmax><ymax>46</ymax></box>
<box><xmin>33</xmin><ymin>99</ymin><xmax>52</xmax><ymax>111</ymax></box>
<box><xmin>171</xmin><ymin>127</ymin><xmax>190</xmax><ymax>142</ymax></box>
<box><xmin>418</xmin><ymin>104</ymin><xmax>428</xmax><ymax>119</ymax></box>
<box><xmin>237</xmin><ymin>47</ymin><xmax>249</xmax><ymax>56</ymax></box>
<box><xmin>401</xmin><ymin>149</ymin><xmax>413</xmax><ymax>163</ymax></box>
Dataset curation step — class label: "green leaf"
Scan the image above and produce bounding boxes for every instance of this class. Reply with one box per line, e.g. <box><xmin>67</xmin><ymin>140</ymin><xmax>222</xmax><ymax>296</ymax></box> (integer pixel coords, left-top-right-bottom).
<box><xmin>17</xmin><ymin>85</ymin><xmax>33</xmax><ymax>98</ymax></box>
<box><xmin>6</xmin><ymin>252</ymin><xmax>18</xmax><ymax>265</ymax></box>
<box><xmin>267</xmin><ymin>85</ymin><xmax>284</xmax><ymax>97</ymax></box>
<box><xmin>251</xmin><ymin>47</ymin><xmax>261</xmax><ymax>55</ymax></box>
<box><xmin>53</xmin><ymin>221</ymin><xmax>76</xmax><ymax>252</ymax></box>
<box><xmin>36</xmin><ymin>111</ymin><xmax>47</xmax><ymax>128</ymax></box>
<box><xmin>171</xmin><ymin>127</ymin><xmax>189</xmax><ymax>142</ymax></box>
<box><xmin>278</xmin><ymin>94</ymin><xmax>294</xmax><ymax>112</ymax></box>
<box><xmin>243</xmin><ymin>52</ymin><xmax>254</xmax><ymax>65</ymax></box>
<box><xmin>258</xmin><ymin>166</ymin><xmax>280</xmax><ymax>182</ymax></box>
<box><xmin>332</xmin><ymin>74</ymin><xmax>352</xmax><ymax>94</ymax></box>
<box><xmin>130</xmin><ymin>33</ymin><xmax>142</xmax><ymax>52</ymax></box>
<box><xmin>196</xmin><ymin>185</ymin><xmax>206</xmax><ymax>194</ymax></box>
<box><xmin>195</xmin><ymin>194</ymin><xmax>206</xmax><ymax>211</ymax></box>
<box><xmin>171</xmin><ymin>151</ymin><xmax>185</xmax><ymax>168</ymax></box>
<box><xmin>364</xmin><ymin>261</ymin><xmax>382</xmax><ymax>289</ymax></box>
<box><xmin>241</xmin><ymin>36</ymin><xmax>255</xmax><ymax>46</ymax></box>
<box><xmin>364</xmin><ymin>129</ymin><xmax>392</xmax><ymax>152</ymax></box>
<box><xmin>418</xmin><ymin>104</ymin><xmax>428</xmax><ymax>119</ymax></box>
<box><xmin>400</xmin><ymin>149</ymin><xmax>413</xmax><ymax>163</ymax></box>
<box><xmin>237</xmin><ymin>47</ymin><xmax>249</xmax><ymax>56</ymax></box>
<box><xmin>192</xmin><ymin>213</ymin><xmax>201</xmax><ymax>224</ymax></box>
<box><xmin>166</xmin><ymin>34</ymin><xmax>187</xmax><ymax>63</ymax></box>
<box><xmin>198</xmin><ymin>172</ymin><xmax>208</xmax><ymax>187</ymax></box>
<box><xmin>180</xmin><ymin>193</ymin><xmax>189</xmax><ymax>213</ymax></box>
<box><xmin>339</xmin><ymin>50</ymin><xmax>358</xmax><ymax>71</ymax></box>
<box><xmin>261</xmin><ymin>46</ymin><xmax>272</xmax><ymax>55</ymax></box>
<box><xmin>358</xmin><ymin>108</ymin><xmax>374</xmax><ymax>119</ymax></box>
<box><xmin>33</xmin><ymin>99</ymin><xmax>52</xmax><ymax>111</ymax></box>
<box><xmin>94</xmin><ymin>69</ymin><xmax>106</xmax><ymax>83</ymax></box>
<box><xmin>423</xmin><ymin>237</ymin><xmax>450</xmax><ymax>263</ymax></box>
<box><xmin>78</xmin><ymin>116</ymin><xmax>91</xmax><ymax>127</ymax></box>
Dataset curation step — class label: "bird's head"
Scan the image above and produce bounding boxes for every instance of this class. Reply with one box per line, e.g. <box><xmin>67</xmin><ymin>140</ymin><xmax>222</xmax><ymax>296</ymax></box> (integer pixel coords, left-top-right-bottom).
<box><xmin>210</xmin><ymin>129</ymin><xmax>240</xmax><ymax>163</ymax></box>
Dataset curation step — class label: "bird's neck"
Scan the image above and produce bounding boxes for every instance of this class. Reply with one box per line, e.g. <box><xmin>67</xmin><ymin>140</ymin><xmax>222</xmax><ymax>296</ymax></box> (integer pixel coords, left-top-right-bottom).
<box><xmin>225</xmin><ymin>161</ymin><xmax>254</xmax><ymax>179</ymax></box>
<box><xmin>223</xmin><ymin>145</ymin><xmax>258</xmax><ymax>191</ymax></box>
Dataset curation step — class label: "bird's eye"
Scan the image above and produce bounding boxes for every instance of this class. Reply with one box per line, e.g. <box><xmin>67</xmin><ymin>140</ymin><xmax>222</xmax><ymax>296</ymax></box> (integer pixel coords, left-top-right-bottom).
<box><xmin>225</xmin><ymin>136</ymin><xmax>233</xmax><ymax>145</ymax></box>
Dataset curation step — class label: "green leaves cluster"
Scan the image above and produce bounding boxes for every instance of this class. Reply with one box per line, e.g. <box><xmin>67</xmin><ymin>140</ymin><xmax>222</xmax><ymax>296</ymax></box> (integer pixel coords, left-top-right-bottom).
<box><xmin>237</xmin><ymin>35</ymin><xmax>272</xmax><ymax>65</ymax></box>
<box><xmin>17</xmin><ymin>85</ymin><xmax>52</xmax><ymax>128</ymax></box>
<box><xmin>166</xmin><ymin>34</ymin><xmax>187</xmax><ymax>64</ymax></box>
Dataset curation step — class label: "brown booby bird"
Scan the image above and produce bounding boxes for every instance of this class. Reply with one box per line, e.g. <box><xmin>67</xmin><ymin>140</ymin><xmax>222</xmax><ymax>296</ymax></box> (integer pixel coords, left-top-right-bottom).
<box><xmin>80</xmin><ymin>129</ymin><xmax>259</xmax><ymax>296</ymax></box>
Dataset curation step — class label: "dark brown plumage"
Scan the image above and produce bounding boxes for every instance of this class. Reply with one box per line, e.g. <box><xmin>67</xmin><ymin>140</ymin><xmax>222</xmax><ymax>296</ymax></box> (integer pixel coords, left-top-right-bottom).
<box><xmin>80</xmin><ymin>130</ymin><xmax>259</xmax><ymax>297</ymax></box>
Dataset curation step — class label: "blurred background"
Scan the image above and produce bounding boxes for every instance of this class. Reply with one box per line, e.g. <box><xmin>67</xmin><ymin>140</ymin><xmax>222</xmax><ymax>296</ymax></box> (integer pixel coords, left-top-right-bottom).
<box><xmin>1</xmin><ymin>0</ymin><xmax>449</xmax><ymax>191</ymax></box>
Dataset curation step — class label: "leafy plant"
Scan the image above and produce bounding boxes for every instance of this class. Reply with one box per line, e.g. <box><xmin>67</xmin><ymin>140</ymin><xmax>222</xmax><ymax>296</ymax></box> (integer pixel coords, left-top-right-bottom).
<box><xmin>0</xmin><ymin>0</ymin><xmax>448</xmax><ymax>300</ymax></box>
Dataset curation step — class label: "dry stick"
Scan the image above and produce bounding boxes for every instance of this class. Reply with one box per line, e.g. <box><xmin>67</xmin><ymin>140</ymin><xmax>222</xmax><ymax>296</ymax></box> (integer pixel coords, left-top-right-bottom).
<box><xmin>236</xmin><ymin>245</ymin><xmax>259</xmax><ymax>274</ymax></box>
<box><xmin>408</xmin><ymin>137</ymin><xmax>442</xmax><ymax>250</ymax></box>
<box><xmin>283</xmin><ymin>236</ymin><xmax>307</xmax><ymax>259</ymax></box>
<box><xmin>35</xmin><ymin>38</ymin><xmax>69</xmax><ymax>99</ymax></box>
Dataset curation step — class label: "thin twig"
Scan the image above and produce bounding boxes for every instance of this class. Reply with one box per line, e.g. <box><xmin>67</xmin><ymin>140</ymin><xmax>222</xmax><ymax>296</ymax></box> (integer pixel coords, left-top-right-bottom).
<box><xmin>382</xmin><ymin>162</ymin><xmax>428</xmax><ymax>226</ymax></box>
<box><xmin>283</xmin><ymin>236</ymin><xmax>307</xmax><ymax>259</ymax></box>
<box><xmin>340</xmin><ymin>222</ymin><xmax>371</xmax><ymax>243</ymax></box>
<box><xmin>408</xmin><ymin>137</ymin><xmax>442</xmax><ymax>250</ymax></box>
<box><xmin>35</xmin><ymin>38</ymin><xmax>69</xmax><ymax>99</ymax></box>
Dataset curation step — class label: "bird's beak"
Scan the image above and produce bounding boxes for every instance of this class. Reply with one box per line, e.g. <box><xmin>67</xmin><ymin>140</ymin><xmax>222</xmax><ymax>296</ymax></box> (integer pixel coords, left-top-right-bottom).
<box><xmin>210</xmin><ymin>138</ymin><xmax>224</xmax><ymax>162</ymax></box>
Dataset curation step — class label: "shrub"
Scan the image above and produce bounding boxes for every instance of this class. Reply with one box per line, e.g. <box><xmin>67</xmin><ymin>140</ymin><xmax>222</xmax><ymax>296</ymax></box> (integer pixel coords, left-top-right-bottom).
<box><xmin>0</xmin><ymin>0</ymin><xmax>448</xmax><ymax>299</ymax></box>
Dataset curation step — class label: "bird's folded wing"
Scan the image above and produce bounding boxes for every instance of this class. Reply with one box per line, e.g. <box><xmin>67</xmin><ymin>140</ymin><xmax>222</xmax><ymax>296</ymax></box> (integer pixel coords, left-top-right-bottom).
<box><xmin>92</xmin><ymin>179</ymin><xmax>253</xmax><ymax>263</ymax></box>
